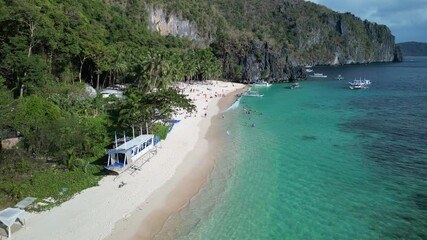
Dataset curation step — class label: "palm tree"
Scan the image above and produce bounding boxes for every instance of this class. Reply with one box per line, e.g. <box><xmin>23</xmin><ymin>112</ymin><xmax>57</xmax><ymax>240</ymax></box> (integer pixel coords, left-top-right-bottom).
<box><xmin>119</xmin><ymin>89</ymin><xmax>145</xmax><ymax>126</ymax></box>
<box><xmin>183</xmin><ymin>50</ymin><xmax>198</xmax><ymax>82</ymax></box>
<box><xmin>141</xmin><ymin>49</ymin><xmax>163</xmax><ymax>90</ymax></box>
<box><xmin>111</xmin><ymin>47</ymin><xmax>130</xmax><ymax>85</ymax></box>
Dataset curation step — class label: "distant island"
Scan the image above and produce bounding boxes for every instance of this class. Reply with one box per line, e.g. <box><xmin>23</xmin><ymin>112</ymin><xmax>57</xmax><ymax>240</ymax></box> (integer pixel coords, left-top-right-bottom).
<box><xmin>398</xmin><ymin>42</ymin><xmax>427</xmax><ymax>56</ymax></box>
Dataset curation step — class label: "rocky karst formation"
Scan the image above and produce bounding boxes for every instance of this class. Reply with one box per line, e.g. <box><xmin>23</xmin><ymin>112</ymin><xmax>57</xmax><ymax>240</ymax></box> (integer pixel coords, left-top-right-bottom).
<box><xmin>144</xmin><ymin>0</ymin><xmax>402</xmax><ymax>82</ymax></box>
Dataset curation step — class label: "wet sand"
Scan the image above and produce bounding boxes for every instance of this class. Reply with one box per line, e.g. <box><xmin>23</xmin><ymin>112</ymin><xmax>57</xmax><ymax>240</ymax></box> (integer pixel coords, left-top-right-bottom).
<box><xmin>106</xmin><ymin>86</ymin><xmax>248</xmax><ymax>240</ymax></box>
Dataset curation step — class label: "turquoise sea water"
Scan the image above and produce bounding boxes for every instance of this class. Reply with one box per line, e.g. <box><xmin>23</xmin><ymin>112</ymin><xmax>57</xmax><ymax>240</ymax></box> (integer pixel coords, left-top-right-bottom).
<box><xmin>155</xmin><ymin>57</ymin><xmax>427</xmax><ymax>239</ymax></box>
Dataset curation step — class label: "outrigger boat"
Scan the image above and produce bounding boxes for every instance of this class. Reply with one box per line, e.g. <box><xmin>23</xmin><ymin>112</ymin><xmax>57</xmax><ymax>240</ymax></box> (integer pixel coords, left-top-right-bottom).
<box><xmin>336</xmin><ymin>74</ymin><xmax>344</xmax><ymax>80</ymax></box>
<box><xmin>105</xmin><ymin>127</ymin><xmax>160</xmax><ymax>174</ymax></box>
<box><xmin>290</xmin><ymin>83</ymin><xmax>300</xmax><ymax>89</ymax></box>
<box><xmin>251</xmin><ymin>80</ymin><xmax>271</xmax><ymax>87</ymax></box>
<box><xmin>310</xmin><ymin>73</ymin><xmax>327</xmax><ymax>78</ymax></box>
<box><xmin>349</xmin><ymin>78</ymin><xmax>371</xmax><ymax>90</ymax></box>
<box><xmin>242</xmin><ymin>90</ymin><xmax>263</xmax><ymax>97</ymax></box>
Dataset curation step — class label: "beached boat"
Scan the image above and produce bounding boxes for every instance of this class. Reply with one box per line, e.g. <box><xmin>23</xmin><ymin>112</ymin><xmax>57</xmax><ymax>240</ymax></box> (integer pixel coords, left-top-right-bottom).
<box><xmin>305</xmin><ymin>64</ymin><xmax>313</xmax><ymax>68</ymax></box>
<box><xmin>105</xmin><ymin>132</ymin><xmax>159</xmax><ymax>174</ymax></box>
<box><xmin>336</xmin><ymin>74</ymin><xmax>344</xmax><ymax>80</ymax></box>
<box><xmin>251</xmin><ymin>80</ymin><xmax>271</xmax><ymax>87</ymax></box>
<box><xmin>310</xmin><ymin>73</ymin><xmax>327</xmax><ymax>78</ymax></box>
<box><xmin>290</xmin><ymin>83</ymin><xmax>300</xmax><ymax>89</ymax></box>
<box><xmin>100</xmin><ymin>89</ymin><xmax>123</xmax><ymax>98</ymax></box>
<box><xmin>306</xmin><ymin>68</ymin><xmax>313</xmax><ymax>73</ymax></box>
<box><xmin>349</xmin><ymin>78</ymin><xmax>371</xmax><ymax>90</ymax></box>
<box><xmin>242</xmin><ymin>90</ymin><xmax>263</xmax><ymax>97</ymax></box>
<box><xmin>100</xmin><ymin>84</ymin><xmax>128</xmax><ymax>98</ymax></box>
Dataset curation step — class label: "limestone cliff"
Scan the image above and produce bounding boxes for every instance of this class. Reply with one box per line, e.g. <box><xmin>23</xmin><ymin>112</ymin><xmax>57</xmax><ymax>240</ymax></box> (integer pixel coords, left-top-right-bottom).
<box><xmin>293</xmin><ymin>11</ymin><xmax>402</xmax><ymax>65</ymax></box>
<box><xmin>146</xmin><ymin>7</ymin><xmax>201</xmax><ymax>42</ymax></box>
<box><xmin>145</xmin><ymin>0</ymin><xmax>402</xmax><ymax>82</ymax></box>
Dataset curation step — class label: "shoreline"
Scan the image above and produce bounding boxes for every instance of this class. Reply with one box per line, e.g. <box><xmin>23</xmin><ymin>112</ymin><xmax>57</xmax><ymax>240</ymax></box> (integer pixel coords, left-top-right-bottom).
<box><xmin>106</xmin><ymin>85</ymin><xmax>248</xmax><ymax>240</ymax></box>
<box><xmin>12</xmin><ymin>80</ymin><xmax>247</xmax><ymax>240</ymax></box>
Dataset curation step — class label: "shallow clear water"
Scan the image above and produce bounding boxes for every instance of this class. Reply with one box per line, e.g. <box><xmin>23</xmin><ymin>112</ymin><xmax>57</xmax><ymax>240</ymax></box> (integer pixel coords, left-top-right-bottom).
<box><xmin>155</xmin><ymin>57</ymin><xmax>427</xmax><ymax>240</ymax></box>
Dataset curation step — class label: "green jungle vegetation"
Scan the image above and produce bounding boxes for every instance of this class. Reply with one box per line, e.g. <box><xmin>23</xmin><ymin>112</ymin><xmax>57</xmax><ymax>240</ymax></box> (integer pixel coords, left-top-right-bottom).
<box><xmin>148</xmin><ymin>0</ymin><xmax>395</xmax><ymax>80</ymax></box>
<box><xmin>0</xmin><ymin>0</ymin><xmax>394</xmax><ymax>209</ymax></box>
<box><xmin>0</xmin><ymin>0</ymin><xmax>209</xmax><ymax>210</ymax></box>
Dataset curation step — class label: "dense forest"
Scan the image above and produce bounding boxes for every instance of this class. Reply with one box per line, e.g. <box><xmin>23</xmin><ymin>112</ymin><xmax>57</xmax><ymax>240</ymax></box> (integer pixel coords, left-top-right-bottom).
<box><xmin>0</xmin><ymin>0</ymin><xmax>211</xmax><ymax>209</ymax></box>
<box><xmin>0</xmin><ymin>0</ymin><xmax>401</xmax><ymax>209</ymax></box>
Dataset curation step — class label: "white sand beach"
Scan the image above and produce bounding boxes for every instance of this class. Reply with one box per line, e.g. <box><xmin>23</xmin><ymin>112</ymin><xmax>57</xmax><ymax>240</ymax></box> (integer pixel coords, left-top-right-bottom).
<box><xmin>12</xmin><ymin>80</ymin><xmax>246</xmax><ymax>240</ymax></box>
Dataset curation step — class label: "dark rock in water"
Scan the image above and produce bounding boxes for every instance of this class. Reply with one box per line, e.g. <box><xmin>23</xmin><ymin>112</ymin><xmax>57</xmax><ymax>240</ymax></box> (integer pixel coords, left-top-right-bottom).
<box><xmin>302</xmin><ymin>135</ymin><xmax>318</xmax><ymax>141</ymax></box>
<box><xmin>397</xmin><ymin>214</ymin><xmax>416</xmax><ymax>223</ymax></box>
<box><xmin>414</xmin><ymin>193</ymin><xmax>427</xmax><ymax>210</ymax></box>
<box><xmin>356</xmin><ymin>133</ymin><xmax>371</xmax><ymax>139</ymax></box>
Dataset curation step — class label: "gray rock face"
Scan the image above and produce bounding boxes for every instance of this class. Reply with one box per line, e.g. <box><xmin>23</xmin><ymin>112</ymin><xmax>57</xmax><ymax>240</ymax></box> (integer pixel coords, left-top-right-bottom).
<box><xmin>243</xmin><ymin>42</ymin><xmax>305</xmax><ymax>83</ymax></box>
<box><xmin>295</xmin><ymin>13</ymin><xmax>403</xmax><ymax>65</ymax></box>
<box><xmin>393</xmin><ymin>45</ymin><xmax>403</xmax><ymax>62</ymax></box>
<box><xmin>84</xmin><ymin>84</ymin><xmax>97</xmax><ymax>98</ymax></box>
<box><xmin>145</xmin><ymin>6</ymin><xmax>401</xmax><ymax>83</ymax></box>
<box><xmin>147</xmin><ymin>7</ymin><xmax>201</xmax><ymax>41</ymax></box>
<box><xmin>220</xmin><ymin>40</ymin><xmax>306</xmax><ymax>83</ymax></box>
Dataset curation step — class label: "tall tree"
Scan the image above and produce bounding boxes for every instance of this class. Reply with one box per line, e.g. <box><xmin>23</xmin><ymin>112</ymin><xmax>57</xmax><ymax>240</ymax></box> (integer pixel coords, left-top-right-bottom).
<box><xmin>119</xmin><ymin>87</ymin><xmax>195</xmax><ymax>128</ymax></box>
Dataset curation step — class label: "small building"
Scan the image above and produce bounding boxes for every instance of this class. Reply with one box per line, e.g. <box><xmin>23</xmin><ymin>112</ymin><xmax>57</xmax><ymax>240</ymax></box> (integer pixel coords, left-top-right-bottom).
<box><xmin>100</xmin><ymin>89</ymin><xmax>123</xmax><ymax>98</ymax></box>
<box><xmin>0</xmin><ymin>129</ymin><xmax>21</xmax><ymax>150</ymax></box>
<box><xmin>105</xmin><ymin>134</ymin><xmax>155</xmax><ymax>174</ymax></box>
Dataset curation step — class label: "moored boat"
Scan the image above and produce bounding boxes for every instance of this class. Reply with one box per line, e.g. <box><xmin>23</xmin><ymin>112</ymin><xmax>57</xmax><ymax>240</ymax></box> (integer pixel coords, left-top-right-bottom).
<box><xmin>101</xmin><ymin>89</ymin><xmax>124</xmax><ymax>98</ymax></box>
<box><xmin>349</xmin><ymin>78</ymin><xmax>371</xmax><ymax>90</ymax></box>
<box><xmin>251</xmin><ymin>80</ymin><xmax>271</xmax><ymax>87</ymax></box>
<box><xmin>310</xmin><ymin>73</ymin><xmax>327</xmax><ymax>78</ymax></box>
<box><xmin>290</xmin><ymin>83</ymin><xmax>300</xmax><ymax>89</ymax></box>
<box><xmin>242</xmin><ymin>90</ymin><xmax>264</xmax><ymax>97</ymax></box>
<box><xmin>336</xmin><ymin>74</ymin><xmax>344</xmax><ymax>80</ymax></box>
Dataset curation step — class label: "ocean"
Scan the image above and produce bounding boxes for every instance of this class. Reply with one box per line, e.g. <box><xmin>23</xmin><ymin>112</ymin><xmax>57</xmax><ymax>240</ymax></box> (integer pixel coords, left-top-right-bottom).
<box><xmin>154</xmin><ymin>57</ymin><xmax>427</xmax><ymax>239</ymax></box>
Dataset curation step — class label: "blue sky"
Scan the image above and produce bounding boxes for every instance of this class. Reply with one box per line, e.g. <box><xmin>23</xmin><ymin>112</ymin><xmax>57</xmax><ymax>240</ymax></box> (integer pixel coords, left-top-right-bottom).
<box><xmin>306</xmin><ymin>0</ymin><xmax>427</xmax><ymax>43</ymax></box>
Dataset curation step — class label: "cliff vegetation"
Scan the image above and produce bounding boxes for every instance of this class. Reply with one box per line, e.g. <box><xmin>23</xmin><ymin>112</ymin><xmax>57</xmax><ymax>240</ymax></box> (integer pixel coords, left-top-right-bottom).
<box><xmin>146</xmin><ymin>0</ymin><xmax>402</xmax><ymax>82</ymax></box>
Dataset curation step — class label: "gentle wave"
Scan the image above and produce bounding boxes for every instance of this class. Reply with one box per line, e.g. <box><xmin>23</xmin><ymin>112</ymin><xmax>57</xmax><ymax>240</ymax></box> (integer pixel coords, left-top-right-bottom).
<box><xmin>225</xmin><ymin>97</ymin><xmax>241</xmax><ymax>111</ymax></box>
<box><xmin>156</xmin><ymin>57</ymin><xmax>427</xmax><ymax>240</ymax></box>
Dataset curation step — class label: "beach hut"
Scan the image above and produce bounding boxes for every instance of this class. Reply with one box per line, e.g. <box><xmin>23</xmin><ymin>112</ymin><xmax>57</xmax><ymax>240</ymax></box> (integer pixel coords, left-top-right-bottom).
<box><xmin>105</xmin><ymin>134</ymin><xmax>155</xmax><ymax>174</ymax></box>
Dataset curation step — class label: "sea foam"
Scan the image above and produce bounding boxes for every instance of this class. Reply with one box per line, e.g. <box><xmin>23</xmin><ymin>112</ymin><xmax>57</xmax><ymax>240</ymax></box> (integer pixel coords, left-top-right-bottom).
<box><xmin>225</xmin><ymin>97</ymin><xmax>240</xmax><ymax>111</ymax></box>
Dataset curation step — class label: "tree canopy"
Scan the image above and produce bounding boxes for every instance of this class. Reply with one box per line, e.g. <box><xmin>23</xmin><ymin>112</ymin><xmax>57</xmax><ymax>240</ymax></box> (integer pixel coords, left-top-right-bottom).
<box><xmin>119</xmin><ymin>87</ymin><xmax>195</xmax><ymax>128</ymax></box>
<box><xmin>0</xmin><ymin>0</ymin><xmax>209</xmax><ymax>209</ymax></box>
